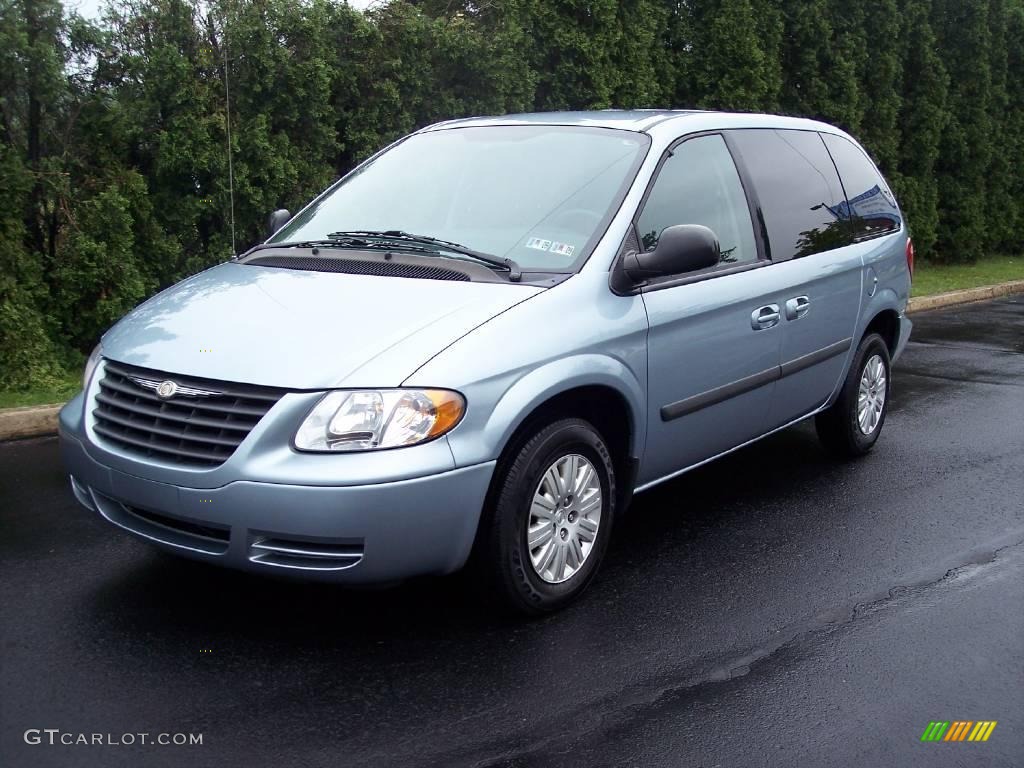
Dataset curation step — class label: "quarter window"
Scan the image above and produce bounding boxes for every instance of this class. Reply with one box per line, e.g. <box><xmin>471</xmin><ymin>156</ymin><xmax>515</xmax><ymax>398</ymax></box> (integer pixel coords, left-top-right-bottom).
<box><xmin>821</xmin><ymin>133</ymin><xmax>902</xmax><ymax>239</ymax></box>
<box><xmin>728</xmin><ymin>129</ymin><xmax>852</xmax><ymax>260</ymax></box>
<box><xmin>636</xmin><ymin>134</ymin><xmax>757</xmax><ymax>269</ymax></box>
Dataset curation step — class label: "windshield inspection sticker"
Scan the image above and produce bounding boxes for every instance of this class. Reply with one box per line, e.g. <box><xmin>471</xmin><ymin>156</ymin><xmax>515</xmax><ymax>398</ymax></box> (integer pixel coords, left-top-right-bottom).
<box><xmin>526</xmin><ymin>237</ymin><xmax>553</xmax><ymax>252</ymax></box>
<box><xmin>549</xmin><ymin>241</ymin><xmax>575</xmax><ymax>258</ymax></box>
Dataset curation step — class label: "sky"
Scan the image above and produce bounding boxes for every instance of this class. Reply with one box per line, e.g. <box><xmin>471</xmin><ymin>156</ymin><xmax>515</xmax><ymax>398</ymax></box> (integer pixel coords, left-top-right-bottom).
<box><xmin>69</xmin><ymin>0</ymin><xmax>378</xmax><ymax>20</ymax></box>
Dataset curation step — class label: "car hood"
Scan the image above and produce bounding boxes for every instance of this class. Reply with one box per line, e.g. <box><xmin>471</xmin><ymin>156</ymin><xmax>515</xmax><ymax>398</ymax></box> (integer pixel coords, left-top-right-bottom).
<box><xmin>101</xmin><ymin>262</ymin><xmax>543</xmax><ymax>389</ymax></box>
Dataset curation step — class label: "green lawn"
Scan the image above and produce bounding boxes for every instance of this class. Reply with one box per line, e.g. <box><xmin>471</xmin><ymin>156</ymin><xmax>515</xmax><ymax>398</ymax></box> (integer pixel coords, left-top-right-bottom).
<box><xmin>912</xmin><ymin>254</ymin><xmax>1024</xmax><ymax>297</ymax></box>
<box><xmin>1</xmin><ymin>255</ymin><xmax>1022</xmax><ymax>411</ymax></box>
<box><xmin>0</xmin><ymin>374</ymin><xmax>81</xmax><ymax>410</ymax></box>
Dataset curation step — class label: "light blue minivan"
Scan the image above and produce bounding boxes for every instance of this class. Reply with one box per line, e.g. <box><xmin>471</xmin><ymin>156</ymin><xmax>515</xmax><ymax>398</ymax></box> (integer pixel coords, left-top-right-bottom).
<box><xmin>60</xmin><ymin>111</ymin><xmax>913</xmax><ymax>614</ymax></box>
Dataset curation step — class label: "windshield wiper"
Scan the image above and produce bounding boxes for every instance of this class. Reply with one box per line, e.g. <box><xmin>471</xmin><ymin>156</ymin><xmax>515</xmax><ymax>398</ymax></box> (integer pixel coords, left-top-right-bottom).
<box><xmin>240</xmin><ymin>238</ymin><xmax>437</xmax><ymax>257</ymax></box>
<box><xmin>327</xmin><ymin>230</ymin><xmax>522</xmax><ymax>282</ymax></box>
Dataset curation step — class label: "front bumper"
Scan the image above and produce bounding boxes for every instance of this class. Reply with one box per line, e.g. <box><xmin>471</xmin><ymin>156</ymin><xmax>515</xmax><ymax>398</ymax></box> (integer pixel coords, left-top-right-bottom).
<box><xmin>59</xmin><ymin>396</ymin><xmax>495</xmax><ymax>583</ymax></box>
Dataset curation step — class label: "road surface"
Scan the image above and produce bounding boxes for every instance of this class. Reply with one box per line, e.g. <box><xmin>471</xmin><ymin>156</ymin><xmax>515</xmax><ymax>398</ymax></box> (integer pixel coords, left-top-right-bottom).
<box><xmin>1</xmin><ymin>296</ymin><xmax>1022</xmax><ymax>767</ymax></box>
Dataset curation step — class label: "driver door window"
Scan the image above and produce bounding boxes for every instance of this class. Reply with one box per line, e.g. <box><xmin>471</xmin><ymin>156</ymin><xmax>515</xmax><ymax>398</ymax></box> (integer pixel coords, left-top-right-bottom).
<box><xmin>636</xmin><ymin>134</ymin><xmax>757</xmax><ymax>270</ymax></box>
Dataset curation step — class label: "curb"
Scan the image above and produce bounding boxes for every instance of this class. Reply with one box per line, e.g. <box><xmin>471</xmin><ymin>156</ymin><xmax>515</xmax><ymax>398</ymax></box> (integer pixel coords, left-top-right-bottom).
<box><xmin>2</xmin><ymin>281</ymin><xmax>1023</xmax><ymax>443</ymax></box>
<box><xmin>907</xmin><ymin>279</ymin><xmax>1024</xmax><ymax>314</ymax></box>
<box><xmin>0</xmin><ymin>404</ymin><xmax>63</xmax><ymax>442</ymax></box>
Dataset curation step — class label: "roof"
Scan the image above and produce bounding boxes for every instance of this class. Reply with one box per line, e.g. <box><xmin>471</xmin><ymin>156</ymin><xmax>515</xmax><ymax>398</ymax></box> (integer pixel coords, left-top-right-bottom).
<box><xmin>424</xmin><ymin>110</ymin><xmax>707</xmax><ymax>133</ymax></box>
<box><xmin>422</xmin><ymin>110</ymin><xmax>847</xmax><ymax>138</ymax></box>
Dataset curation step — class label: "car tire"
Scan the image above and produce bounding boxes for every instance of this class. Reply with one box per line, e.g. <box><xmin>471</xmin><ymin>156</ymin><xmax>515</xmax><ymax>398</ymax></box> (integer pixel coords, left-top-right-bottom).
<box><xmin>815</xmin><ymin>332</ymin><xmax>891</xmax><ymax>457</ymax></box>
<box><xmin>477</xmin><ymin>418</ymin><xmax>616</xmax><ymax>616</ymax></box>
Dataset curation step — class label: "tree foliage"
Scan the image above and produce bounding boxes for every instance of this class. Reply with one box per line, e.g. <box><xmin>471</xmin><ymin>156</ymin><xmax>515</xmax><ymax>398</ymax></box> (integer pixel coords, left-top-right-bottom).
<box><xmin>891</xmin><ymin>0</ymin><xmax>949</xmax><ymax>258</ymax></box>
<box><xmin>689</xmin><ymin>0</ymin><xmax>777</xmax><ymax>111</ymax></box>
<box><xmin>932</xmin><ymin>0</ymin><xmax>993</xmax><ymax>262</ymax></box>
<box><xmin>1</xmin><ymin>0</ymin><xmax>1022</xmax><ymax>388</ymax></box>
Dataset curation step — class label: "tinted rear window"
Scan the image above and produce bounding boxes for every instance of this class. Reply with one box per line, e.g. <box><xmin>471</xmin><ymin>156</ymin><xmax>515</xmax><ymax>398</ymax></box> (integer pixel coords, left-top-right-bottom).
<box><xmin>821</xmin><ymin>133</ymin><xmax>902</xmax><ymax>239</ymax></box>
<box><xmin>728</xmin><ymin>129</ymin><xmax>851</xmax><ymax>260</ymax></box>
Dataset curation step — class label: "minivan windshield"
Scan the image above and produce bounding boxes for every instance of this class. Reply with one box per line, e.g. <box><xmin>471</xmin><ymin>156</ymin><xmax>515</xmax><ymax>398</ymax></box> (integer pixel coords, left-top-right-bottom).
<box><xmin>271</xmin><ymin>125</ymin><xmax>650</xmax><ymax>272</ymax></box>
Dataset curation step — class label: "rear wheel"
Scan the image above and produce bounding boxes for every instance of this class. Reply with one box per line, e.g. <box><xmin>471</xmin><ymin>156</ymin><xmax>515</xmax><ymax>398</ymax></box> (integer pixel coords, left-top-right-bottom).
<box><xmin>815</xmin><ymin>333</ymin><xmax>891</xmax><ymax>457</ymax></box>
<box><xmin>478</xmin><ymin>418</ymin><xmax>616</xmax><ymax>615</ymax></box>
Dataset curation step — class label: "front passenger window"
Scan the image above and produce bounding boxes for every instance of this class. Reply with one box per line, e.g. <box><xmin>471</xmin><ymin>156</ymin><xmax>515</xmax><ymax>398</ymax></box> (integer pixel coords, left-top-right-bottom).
<box><xmin>636</xmin><ymin>134</ymin><xmax>757</xmax><ymax>267</ymax></box>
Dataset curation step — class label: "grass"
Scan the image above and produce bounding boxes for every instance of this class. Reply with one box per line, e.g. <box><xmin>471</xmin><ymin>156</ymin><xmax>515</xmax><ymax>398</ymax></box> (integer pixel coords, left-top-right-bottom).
<box><xmin>0</xmin><ymin>373</ymin><xmax>81</xmax><ymax>410</ymax></box>
<box><xmin>912</xmin><ymin>254</ymin><xmax>1024</xmax><ymax>297</ymax></box>
<box><xmin>1</xmin><ymin>254</ymin><xmax>1022</xmax><ymax>411</ymax></box>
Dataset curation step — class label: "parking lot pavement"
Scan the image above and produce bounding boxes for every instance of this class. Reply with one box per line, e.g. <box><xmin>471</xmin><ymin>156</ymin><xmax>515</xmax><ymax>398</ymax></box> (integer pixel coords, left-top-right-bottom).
<box><xmin>1</xmin><ymin>296</ymin><xmax>1022</xmax><ymax>768</ymax></box>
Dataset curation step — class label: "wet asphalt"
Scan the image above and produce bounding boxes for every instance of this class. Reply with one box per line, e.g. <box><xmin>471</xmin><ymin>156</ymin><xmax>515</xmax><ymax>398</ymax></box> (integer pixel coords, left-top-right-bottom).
<box><xmin>1</xmin><ymin>296</ymin><xmax>1022</xmax><ymax>768</ymax></box>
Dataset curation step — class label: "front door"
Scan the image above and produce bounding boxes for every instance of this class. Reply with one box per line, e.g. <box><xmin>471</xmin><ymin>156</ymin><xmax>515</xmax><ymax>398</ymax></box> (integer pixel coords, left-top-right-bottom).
<box><xmin>637</xmin><ymin>133</ymin><xmax>782</xmax><ymax>487</ymax></box>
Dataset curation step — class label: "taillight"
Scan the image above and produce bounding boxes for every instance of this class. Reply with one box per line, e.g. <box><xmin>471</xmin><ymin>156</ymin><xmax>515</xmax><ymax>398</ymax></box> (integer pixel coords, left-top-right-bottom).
<box><xmin>905</xmin><ymin>238</ymin><xmax>915</xmax><ymax>279</ymax></box>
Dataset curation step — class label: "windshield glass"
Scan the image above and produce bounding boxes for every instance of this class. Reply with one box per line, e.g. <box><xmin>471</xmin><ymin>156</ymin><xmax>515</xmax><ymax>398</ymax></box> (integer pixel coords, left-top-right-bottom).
<box><xmin>272</xmin><ymin>125</ymin><xmax>649</xmax><ymax>271</ymax></box>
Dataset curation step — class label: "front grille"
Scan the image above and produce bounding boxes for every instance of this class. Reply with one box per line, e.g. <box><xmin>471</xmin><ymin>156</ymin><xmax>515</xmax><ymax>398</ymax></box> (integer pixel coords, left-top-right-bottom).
<box><xmin>246</xmin><ymin>255</ymin><xmax>471</xmax><ymax>281</ymax></box>
<box><xmin>93</xmin><ymin>361</ymin><xmax>286</xmax><ymax>468</ymax></box>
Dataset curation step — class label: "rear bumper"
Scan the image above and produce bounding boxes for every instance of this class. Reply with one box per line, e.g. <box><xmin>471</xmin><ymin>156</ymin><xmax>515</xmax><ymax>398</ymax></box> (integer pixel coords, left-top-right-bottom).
<box><xmin>59</xmin><ymin>400</ymin><xmax>495</xmax><ymax>583</ymax></box>
<box><xmin>893</xmin><ymin>313</ymin><xmax>913</xmax><ymax>362</ymax></box>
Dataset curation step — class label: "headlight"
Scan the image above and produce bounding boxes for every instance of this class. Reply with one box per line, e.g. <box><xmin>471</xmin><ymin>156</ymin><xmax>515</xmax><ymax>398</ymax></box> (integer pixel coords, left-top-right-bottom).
<box><xmin>294</xmin><ymin>389</ymin><xmax>465</xmax><ymax>452</ymax></box>
<box><xmin>83</xmin><ymin>343</ymin><xmax>102</xmax><ymax>389</ymax></box>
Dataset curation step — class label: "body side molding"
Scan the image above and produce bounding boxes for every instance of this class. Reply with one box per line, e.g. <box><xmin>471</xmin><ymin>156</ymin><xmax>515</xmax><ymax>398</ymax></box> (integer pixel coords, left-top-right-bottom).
<box><xmin>660</xmin><ymin>337</ymin><xmax>853</xmax><ymax>422</ymax></box>
<box><xmin>660</xmin><ymin>366</ymin><xmax>778</xmax><ymax>422</ymax></box>
<box><xmin>779</xmin><ymin>337</ymin><xmax>852</xmax><ymax>378</ymax></box>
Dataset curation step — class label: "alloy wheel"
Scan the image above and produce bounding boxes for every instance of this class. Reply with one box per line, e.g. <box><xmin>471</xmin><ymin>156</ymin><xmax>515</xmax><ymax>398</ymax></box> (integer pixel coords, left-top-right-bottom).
<box><xmin>526</xmin><ymin>454</ymin><xmax>603</xmax><ymax>584</ymax></box>
<box><xmin>857</xmin><ymin>353</ymin><xmax>887</xmax><ymax>435</ymax></box>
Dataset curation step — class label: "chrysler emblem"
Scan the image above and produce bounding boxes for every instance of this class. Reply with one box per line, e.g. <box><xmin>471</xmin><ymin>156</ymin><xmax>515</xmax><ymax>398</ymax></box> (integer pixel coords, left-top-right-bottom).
<box><xmin>156</xmin><ymin>380</ymin><xmax>178</xmax><ymax>399</ymax></box>
<box><xmin>127</xmin><ymin>375</ymin><xmax>220</xmax><ymax>399</ymax></box>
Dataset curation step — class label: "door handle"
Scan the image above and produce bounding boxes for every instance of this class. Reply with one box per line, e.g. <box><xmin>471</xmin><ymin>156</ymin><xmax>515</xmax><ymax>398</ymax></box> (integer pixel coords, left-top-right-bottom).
<box><xmin>751</xmin><ymin>304</ymin><xmax>781</xmax><ymax>330</ymax></box>
<box><xmin>785</xmin><ymin>295</ymin><xmax>811</xmax><ymax>320</ymax></box>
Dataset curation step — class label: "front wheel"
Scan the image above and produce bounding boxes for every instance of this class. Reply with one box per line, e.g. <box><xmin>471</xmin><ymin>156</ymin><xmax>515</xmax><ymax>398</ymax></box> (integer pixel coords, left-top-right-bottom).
<box><xmin>815</xmin><ymin>332</ymin><xmax>892</xmax><ymax>457</ymax></box>
<box><xmin>478</xmin><ymin>418</ymin><xmax>616</xmax><ymax>615</ymax></box>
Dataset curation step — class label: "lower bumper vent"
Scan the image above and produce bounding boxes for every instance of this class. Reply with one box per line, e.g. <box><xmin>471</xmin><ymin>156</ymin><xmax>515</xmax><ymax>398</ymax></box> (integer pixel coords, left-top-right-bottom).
<box><xmin>92</xmin><ymin>491</ymin><xmax>230</xmax><ymax>555</ymax></box>
<box><xmin>249</xmin><ymin>536</ymin><xmax>363</xmax><ymax>571</ymax></box>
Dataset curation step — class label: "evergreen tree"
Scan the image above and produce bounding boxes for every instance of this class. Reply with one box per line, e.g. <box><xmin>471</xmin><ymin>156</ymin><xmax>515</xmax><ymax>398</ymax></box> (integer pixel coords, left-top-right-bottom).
<box><xmin>102</xmin><ymin>0</ymin><xmax>230</xmax><ymax>275</ymax></box>
<box><xmin>522</xmin><ymin>0</ymin><xmax>624</xmax><ymax>110</ymax></box>
<box><xmin>778</xmin><ymin>0</ymin><xmax>865</xmax><ymax>131</ymax></box>
<box><xmin>892</xmin><ymin>0</ymin><xmax>949</xmax><ymax>259</ymax></box>
<box><xmin>689</xmin><ymin>0</ymin><xmax>777</xmax><ymax>111</ymax></box>
<box><xmin>823</xmin><ymin>0</ymin><xmax>866</xmax><ymax>132</ymax></box>
<box><xmin>665</xmin><ymin>0</ymin><xmax>695</xmax><ymax>107</ymax></box>
<box><xmin>859</xmin><ymin>0</ymin><xmax>903</xmax><ymax>174</ymax></box>
<box><xmin>0</xmin><ymin>143</ymin><xmax>65</xmax><ymax>389</ymax></box>
<box><xmin>610</xmin><ymin>0</ymin><xmax>674</xmax><ymax>107</ymax></box>
<box><xmin>337</xmin><ymin>0</ymin><xmax>535</xmax><ymax>168</ymax></box>
<box><xmin>209</xmin><ymin>0</ymin><xmax>343</xmax><ymax>251</ymax></box>
<box><xmin>52</xmin><ymin>174</ymin><xmax>152</xmax><ymax>351</ymax></box>
<box><xmin>984</xmin><ymin>0</ymin><xmax>1017</xmax><ymax>251</ymax></box>
<box><xmin>932</xmin><ymin>0</ymin><xmax>993</xmax><ymax>262</ymax></box>
<box><xmin>777</xmin><ymin>0</ymin><xmax>834</xmax><ymax>119</ymax></box>
<box><xmin>1003</xmin><ymin>0</ymin><xmax>1024</xmax><ymax>253</ymax></box>
<box><xmin>752</xmin><ymin>0</ymin><xmax>784</xmax><ymax>111</ymax></box>
<box><xmin>0</xmin><ymin>0</ymin><xmax>77</xmax><ymax>387</ymax></box>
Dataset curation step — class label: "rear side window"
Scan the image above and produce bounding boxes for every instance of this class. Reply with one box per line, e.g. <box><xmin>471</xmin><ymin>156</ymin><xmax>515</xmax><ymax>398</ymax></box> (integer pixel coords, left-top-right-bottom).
<box><xmin>821</xmin><ymin>133</ymin><xmax>902</xmax><ymax>239</ymax></box>
<box><xmin>728</xmin><ymin>129</ymin><xmax>851</xmax><ymax>260</ymax></box>
<box><xmin>636</xmin><ymin>134</ymin><xmax>757</xmax><ymax>268</ymax></box>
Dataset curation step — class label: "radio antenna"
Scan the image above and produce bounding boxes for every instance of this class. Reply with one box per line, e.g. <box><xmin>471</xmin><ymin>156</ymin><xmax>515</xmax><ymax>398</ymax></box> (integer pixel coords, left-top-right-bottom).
<box><xmin>222</xmin><ymin>20</ymin><xmax>236</xmax><ymax>255</ymax></box>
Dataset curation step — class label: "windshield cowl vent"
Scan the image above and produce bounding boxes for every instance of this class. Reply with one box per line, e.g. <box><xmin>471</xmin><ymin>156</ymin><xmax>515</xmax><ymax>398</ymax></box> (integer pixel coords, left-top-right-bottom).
<box><xmin>245</xmin><ymin>255</ymin><xmax>471</xmax><ymax>281</ymax></box>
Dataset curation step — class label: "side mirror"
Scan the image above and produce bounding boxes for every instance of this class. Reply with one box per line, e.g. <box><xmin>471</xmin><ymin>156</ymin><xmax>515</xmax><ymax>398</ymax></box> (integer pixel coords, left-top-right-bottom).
<box><xmin>623</xmin><ymin>224</ymin><xmax>720</xmax><ymax>283</ymax></box>
<box><xmin>266</xmin><ymin>209</ymin><xmax>292</xmax><ymax>238</ymax></box>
